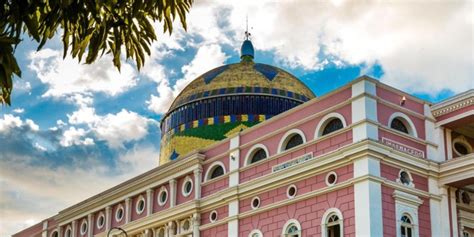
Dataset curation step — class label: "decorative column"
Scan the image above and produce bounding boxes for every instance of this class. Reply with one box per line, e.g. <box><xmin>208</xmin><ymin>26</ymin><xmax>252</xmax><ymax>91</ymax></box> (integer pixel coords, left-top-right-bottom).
<box><xmin>146</xmin><ymin>188</ymin><xmax>154</xmax><ymax>216</ymax></box>
<box><xmin>192</xmin><ymin>213</ymin><xmax>200</xmax><ymax>237</ymax></box>
<box><xmin>194</xmin><ymin>168</ymin><xmax>202</xmax><ymax>200</ymax></box>
<box><xmin>87</xmin><ymin>213</ymin><xmax>93</xmax><ymax>237</ymax></box>
<box><xmin>57</xmin><ymin>226</ymin><xmax>63</xmax><ymax>237</ymax></box>
<box><xmin>105</xmin><ymin>206</ymin><xmax>112</xmax><ymax>231</ymax></box>
<box><xmin>353</xmin><ymin>156</ymin><xmax>383</xmax><ymax>236</ymax></box>
<box><xmin>439</xmin><ymin>186</ymin><xmax>451</xmax><ymax>236</ymax></box>
<box><xmin>446</xmin><ymin>129</ymin><xmax>453</xmax><ymax>160</ymax></box>
<box><xmin>449</xmin><ymin>188</ymin><xmax>459</xmax><ymax>236</ymax></box>
<box><xmin>41</xmin><ymin>220</ymin><xmax>48</xmax><ymax>237</ymax></box>
<box><xmin>71</xmin><ymin>220</ymin><xmax>77</xmax><ymax>237</ymax></box>
<box><xmin>351</xmin><ymin>78</ymin><xmax>378</xmax><ymax>142</ymax></box>
<box><xmin>125</xmin><ymin>197</ymin><xmax>132</xmax><ymax>224</ymax></box>
<box><xmin>167</xmin><ymin>221</ymin><xmax>176</xmax><ymax>236</ymax></box>
<box><xmin>169</xmin><ymin>179</ymin><xmax>177</xmax><ymax>208</ymax></box>
<box><xmin>227</xmin><ymin>135</ymin><xmax>240</xmax><ymax>237</ymax></box>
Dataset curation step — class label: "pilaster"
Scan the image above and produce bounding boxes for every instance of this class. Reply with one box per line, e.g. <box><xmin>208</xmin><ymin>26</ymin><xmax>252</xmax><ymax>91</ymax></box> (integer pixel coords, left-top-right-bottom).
<box><xmin>42</xmin><ymin>220</ymin><xmax>48</xmax><ymax>237</ymax></box>
<box><xmin>169</xmin><ymin>179</ymin><xmax>177</xmax><ymax>208</ymax></box>
<box><xmin>87</xmin><ymin>214</ymin><xmax>93</xmax><ymax>237</ymax></box>
<box><xmin>146</xmin><ymin>188</ymin><xmax>154</xmax><ymax>216</ymax></box>
<box><xmin>192</xmin><ymin>213</ymin><xmax>200</xmax><ymax>237</ymax></box>
<box><xmin>71</xmin><ymin>220</ymin><xmax>77</xmax><ymax>237</ymax></box>
<box><xmin>194</xmin><ymin>168</ymin><xmax>202</xmax><ymax>199</ymax></box>
<box><xmin>105</xmin><ymin>206</ymin><xmax>111</xmax><ymax>231</ymax></box>
<box><xmin>125</xmin><ymin>197</ymin><xmax>132</xmax><ymax>224</ymax></box>
<box><xmin>450</xmin><ymin>188</ymin><xmax>459</xmax><ymax>236</ymax></box>
<box><xmin>229</xmin><ymin>135</ymin><xmax>240</xmax><ymax>187</ymax></box>
<box><xmin>446</xmin><ymin>128</ymin><xmax>453</xmax><ymax>160</ymax></box>
<box><xmin>353</xmin><ymin>156</ymin><xmax>383</xmax><ymax>236</ymax></box>
<box><xmin>351</xmin><ymin>79</ymin><xmax>378</xmax><ymax>142</ymax></box>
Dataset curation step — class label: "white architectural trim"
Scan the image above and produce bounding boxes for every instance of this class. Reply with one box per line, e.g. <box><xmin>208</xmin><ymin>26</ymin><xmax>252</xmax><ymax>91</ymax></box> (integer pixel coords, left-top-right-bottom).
<box><xmin>135</xmin><ymin>195</ymin><xmax>146</xmax><ymax>215</ymax></box>
<box><xmin>320</xmin><ymin>208</ymin><xmax>344</xmax><ymax>237</ymax></box>
<box><xmin>49</xmin><ymin>230</ymin><xmax>59</xmax><ymax>237</ymax></box>
<box><xmin>204</xmin><ymin>161</ymin><xmax>226</xmax><ymax>181</ymax></box>
<box><xmin>115</xmin><ymin>204</ymin><xmax>124</xmax><ymax>222</ymax></box>
<box><xmin>452</xmin><ymin>136</ymin><xmax>473</xmax><ymax>157</ymax></box>
<box><xmin>194</xmin><ymin>168</ymin><xmax>203</xmax><ymax>199</ymax></box>
<box><xmin>244</xmin><ymin>143</ymin><xmax>270</xmax><ymax>166</ymax></box>
<box><xmin>393</xmin><ymin>190</ymin><xmax>423</xmax><ymax>237</ymax></box>
<box><xmin>96</xmin><ymin>212</ymin><xmax>105</xmax><ymax>229</ymax></box>
<box><xmin>146</xmin><ymin>189</ymin><xmax>153</xmax><ymax>216</ymax></box>
<box><xmin>446</xmin><ymin>129</ymin><xmax>453</xmax><ymax>160</ymax></box>
<box><xmin>281</xmin><ymin>219</ymin><xmax>302</xmax><ymax>236</ymax></box>
<box><xmin>251</xmin><ymin>196</ymin><xmax>261</xmax><ymax>210</ymax></box>
<box><xmin>396</xmin><ymin>169</ymin><xmax>415</xmax><ymax>188</ymax></box>
<box><xmin>157</xmin><ymin>186</ymin><xmax>168</xmax><ymax>207</ymax></box>
<box><xmin>388</xmin><ymin>112</ymin><xmax>418</xmax><ymax>138</ymax></box>
<box><xmin>181</xmin><ymin>176</ymin><xmax>193</xmax><ymax>197</ymax></box>
<box><xmin>248</xmin><ymin>229</ymin><xmax>263</xmax><ymax>237</ymax></box>
<box><xmin>325</xmin><ymin>171</ymin><xmax>338</xmax><ymax>187</ymax></box>
<box><xmin>277</xmin><ymin>128</ymin><xmax>306</xmax><ymax>153</ymax></box>
<box><xmin>315</xmin><ymin>112</ymin><xmax>347</xmax><ymax>138</ymax></box>
<box><xmin>286</xmin><ymin>184</ymin><xmax>298</xmax><ymax>199</ymax></box>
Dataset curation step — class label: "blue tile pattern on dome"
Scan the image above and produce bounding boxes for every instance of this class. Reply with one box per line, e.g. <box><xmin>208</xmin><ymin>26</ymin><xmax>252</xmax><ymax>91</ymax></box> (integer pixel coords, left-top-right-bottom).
<box><xmin>254</xmin><ymin>63</ymin><xmax>278</xmax><ymax>81</ymax></box>
<box><xmin>170</xmin><ymin>150</ymin><xmax>179</xmax><ymax>160</ymax></box>
<box><xmin>203</xmin><ymin>65</ymin><xmax>229</xmax><ymax>84</ymax></box>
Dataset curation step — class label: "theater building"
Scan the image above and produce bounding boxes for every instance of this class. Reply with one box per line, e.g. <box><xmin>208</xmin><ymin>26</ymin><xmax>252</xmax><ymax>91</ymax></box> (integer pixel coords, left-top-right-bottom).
<box><xmin>14</xmin><ymin>38</ymin><xmax>474</xmax><ymax>237</ymax></box>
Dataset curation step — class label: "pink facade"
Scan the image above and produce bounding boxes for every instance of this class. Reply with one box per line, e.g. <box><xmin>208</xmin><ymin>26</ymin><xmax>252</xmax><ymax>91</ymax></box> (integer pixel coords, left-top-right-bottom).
<box><xmin>13</xmin><ymin>77</ymin><xmax>474</xmax><ymax>237</ymax></box>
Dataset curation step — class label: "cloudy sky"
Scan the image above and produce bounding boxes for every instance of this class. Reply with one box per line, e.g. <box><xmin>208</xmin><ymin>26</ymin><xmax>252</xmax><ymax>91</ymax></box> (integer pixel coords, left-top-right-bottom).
<box><xmin>1</xmin><ymin>0</ymin><xmax>473</xmax><ymax>236</ymax></box>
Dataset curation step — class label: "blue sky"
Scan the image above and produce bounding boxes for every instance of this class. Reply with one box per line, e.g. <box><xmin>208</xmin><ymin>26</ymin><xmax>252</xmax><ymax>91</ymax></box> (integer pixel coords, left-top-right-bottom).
<box><xmin>1</xmin><ymin>1</ymin><xmax>473</xmax><ymax>236</ymax></box>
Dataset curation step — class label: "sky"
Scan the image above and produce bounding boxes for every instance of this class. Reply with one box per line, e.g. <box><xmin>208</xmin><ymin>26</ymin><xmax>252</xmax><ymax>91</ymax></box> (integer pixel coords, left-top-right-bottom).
<box><xmin>1</xmin><ymin>0</ymin><xmax>473</xmax><ymax>236</ymax></box>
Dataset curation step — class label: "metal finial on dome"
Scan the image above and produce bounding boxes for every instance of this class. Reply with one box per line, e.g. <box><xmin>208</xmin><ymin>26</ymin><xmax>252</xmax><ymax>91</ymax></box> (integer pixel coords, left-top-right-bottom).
<box><xmin>241</xmin><ymin>15</ymin><xmax>254</xmax><ymax>62</ymax></box>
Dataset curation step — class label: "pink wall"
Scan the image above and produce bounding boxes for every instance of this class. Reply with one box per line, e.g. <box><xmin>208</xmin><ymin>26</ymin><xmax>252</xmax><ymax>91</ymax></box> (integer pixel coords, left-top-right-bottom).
<box><xmin>131</xmin><ymin>192</ymin><xmax>147</xmax><ymax>221</ymax></box>
<box><xmin>380</xmin><ymin>163</ymin><xmax>428</xmax><ymax>192</ymax></box>
<box><xmin>201</xmin><ymin>205</ymin><xmax>228</xmax><ymax>225</ymax></box>
<box><xmin>92</xmin><ymin>210</ymin><xmax>106</xmax><ymax>235</ymax></box>
<box><xmin>201</xmin><ymin>223</ymin><xmax>228</xmax><ymax>236</ymax></box>
<box><xmin>382</xmin><ymin>186</ymin><xmax>431</xmax><ymax>237</ymax></box>
<box><xmin>204</xmin><ymin>141</ymin><xmax>229</xmax><ymax>161</ymax></box>
<box><xmin>176</xmin><ymin>175</ymin><xmax>195</xmax><ymax>205</ymax></box>
<box><xmin>377</xmin><ymin>103</ymin><xmax>426</xmax><ymax>140</ymax></box>
<box><xmin>241</xmin><ymin>88</ymin><xmax>352</xmax><ymax>145</ymax></box>
<box><xmin>239</xmin><ymin>186</ymin><xmax>355</xmax><ymax>237</ymax></box>
<box><xmin>153</xmin><ymin>184</ymin><xmax>170</xmax><ymax>213</ymax></box>
<box><xmin>240</xmin><ymin>131</ymin><xmax>353</xmax><ymax>183</ymax></box>
<box><xmin>240</xmin><ymin>165</ymin><xmax>353</xmax><ymax>213</ymax></box>
<box><xmin>111</xmin><ymin>202</ymin><xmax>125</xmax><ymax>228</ymax></box>
<box><xmin>202</xmin><ymin>177</ymin><xmax>229</xmax><ymax>197</ymax></box>
<box><xmin>379</xmin><ymin>130</ymin><xmax>427</xmax><ymax>158</ymax></box>
<box><xmin>376</xmin><ymin>86</ymin><xmax>424</xmax><ymax>115</ymax></box>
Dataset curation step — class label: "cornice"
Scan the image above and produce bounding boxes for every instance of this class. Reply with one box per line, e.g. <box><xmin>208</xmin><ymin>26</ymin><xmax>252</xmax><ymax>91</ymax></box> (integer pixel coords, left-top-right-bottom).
<box><xmin>432</xmin><ymin>89</ymin><xmax>474</xmax><ymax>117</ymax></box>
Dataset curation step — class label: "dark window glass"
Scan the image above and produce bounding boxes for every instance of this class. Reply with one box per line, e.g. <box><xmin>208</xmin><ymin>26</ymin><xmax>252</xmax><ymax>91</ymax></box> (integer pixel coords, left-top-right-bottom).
<box><xmin>455</xmin><ymin>142</ymin><xmax>469</xmax><ymax>155</ymax></box>
<box><xmin>322</xmin><ymin>118</ymin><xmax>344</xmax><ymax>136</ymax></box>
<box><xmin>210</xmin><ymin>166</ymin><xmax>224</xmax><ymax>179</ymax></box>
<box><xmin>250</xmin><ymin>149</ymin><xmax>267</xmax><ymax>164</ymax></box>
<box><xmin>160</xmin><ymin>191</ymin><xmax>167</xmax><ymax>203</ymax></box>
<box><xmin>391</xmin><ymin>118</ymin><xmax>409</xmax><ymax>134</ymax></box>
<box><xmin>284</xmin><ymin>134</ymin><xmax>304</xmax><ymax>150</ymax></box>
<box><xmin>185</xmin><ymin>182</ymin><xmax>192</xmax><ymax>193</ymax></box>
<box><xmin>462</xmin><ymin>192</ymin><xmax>471</xmax><ymax>205</ymax></box>
<box><xmin>400</xmin><ymin>171</ymin><xmax>411</xmax><ymax>185</ymax></box>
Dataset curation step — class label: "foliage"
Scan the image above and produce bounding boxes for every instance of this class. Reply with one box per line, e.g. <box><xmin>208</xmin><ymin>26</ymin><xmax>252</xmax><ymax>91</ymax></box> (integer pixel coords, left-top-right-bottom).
<box><xmin>0</xmin><ymin>0</ymin><xmax>193</xmax><ymax>105</ymax></box>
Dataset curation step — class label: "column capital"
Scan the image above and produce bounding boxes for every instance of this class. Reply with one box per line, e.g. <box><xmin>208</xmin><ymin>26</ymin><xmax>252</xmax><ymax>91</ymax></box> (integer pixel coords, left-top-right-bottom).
<box><xmin>169</xmin><ymin>178</ymin><xmax>177</xmax><ymax>184</ymax></box>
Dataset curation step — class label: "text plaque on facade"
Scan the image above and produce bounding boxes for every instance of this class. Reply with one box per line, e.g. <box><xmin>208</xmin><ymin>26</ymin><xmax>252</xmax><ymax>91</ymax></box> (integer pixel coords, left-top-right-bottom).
<box><xmin>382</xmin><ymin>137</ymin><xmax>425</xmax><ymax>158</ymax></box>
<box><xmin>272</xmin><ymin>153</ymin><xmax>314</xmax><ymax>173</ymax></box>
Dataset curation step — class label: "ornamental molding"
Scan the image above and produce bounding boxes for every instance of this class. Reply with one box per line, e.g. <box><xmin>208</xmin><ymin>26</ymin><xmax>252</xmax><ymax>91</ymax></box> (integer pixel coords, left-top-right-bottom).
<box><xmin>432</xmin><ymin>90</ymin><xmax>474</xmax><ymax>117</ymax></box>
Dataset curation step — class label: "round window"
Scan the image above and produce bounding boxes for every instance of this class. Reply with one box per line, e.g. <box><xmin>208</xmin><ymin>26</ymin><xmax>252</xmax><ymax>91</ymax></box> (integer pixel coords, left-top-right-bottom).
<box><xmin>251</xmin><ymin>197</ymin><xmax>261</xmax><ymax>209</ymax></box>
<box><xmin>115</xmin><ymin>206</ymin><xmax>124</xmax><ymax>222</ymax></box>
<box><xmin>158</xmin><ymin>187</ymin><xmax>168</xmax><ymax>206</ymax></box>
<box><xmin>80</xmin><ymin>220</ymin><xmax>87</xmax><ymax>235</ymax></box>
<box><xmin>454</xmin><ymin>142</ymin><xmax>469</xmax><ymax>156</ymax></box>
<box><xmin>210</xmin><ymin>210</ymin><xmax>218</xmax><ymax>223</ymax></box>
<box><xmin>326</xmin><ymin>172</ymin><xmax>338</xmax><ymax>186</ymax></box>
<box><xmin>96</xmin><ymin>213</ymin><xmax>105</xmax><ymax>229</ymax></box>
<box><xmin>136</xmin><ymin>197</ymin><xmax>145</xmax><ymax>214</ymax></box>
<box><xmin>287</xmin><ymin>185</ymin><xmax>297</xmax><ymax>199</ymax></box>
<box><xmin>182</xmin><ymin>178</ymin><xmax>193</xmax><ymax>197</ymax></box>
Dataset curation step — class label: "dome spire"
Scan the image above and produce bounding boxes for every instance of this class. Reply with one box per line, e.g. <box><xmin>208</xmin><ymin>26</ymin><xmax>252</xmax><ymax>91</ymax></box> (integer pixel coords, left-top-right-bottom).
<box><xmin>240</xmin><ymin>15</ymin><xmax>254</xmax><ymax>62</ymax></box>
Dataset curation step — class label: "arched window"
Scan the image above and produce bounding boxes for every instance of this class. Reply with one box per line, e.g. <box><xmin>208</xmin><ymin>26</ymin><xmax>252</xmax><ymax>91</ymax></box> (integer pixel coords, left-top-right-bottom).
<box><xmin>315</xmin><ymin>113</ymin><xmax>347</xmax><ymax>138</ymax></box>
<box><xmin>388</xmin><ymin>112</ymin><xmax>417</xmax><ymax>137</ymax></box>
<box><xmin>205</xmin><ymin>162</ymin><xmax>226</xmax><ymax>181</ymax></box>
<box><xmin>321</xmin><ymin>208</ymin><xmax>344</xmax><ymax>237</ymax></box>
<box><xmin>400</xmin><ymin>215</ymin><xmax>414</xmax><ymax>237</ymax></box>
<box><xmin>285</xmin><ymin>134</ymin><xmax>303</xmax><ymax>150</ymax></box>
<box><xmin>391</xmin><ymin>118</ymin><xmax>409</xmax><ymax>134</ymax></box>
<box><xmin>50</xmin><ymin>231</ymin><xmax>59</xmax><ymax>237</ymax></box>
<box><xmin>322</xmin><ymin>119</ymin><xmax>344</xmax><ymax>136</ymax></box>
<box><xmin>248</xmin><ymin>229</ymin><xmax>263</xmax><ymax>237</ymax></box>
<box><xmin>157</xmin><ymin>228</ymin><xmax>165</xmax><ymax>237</ymax></box>
<box><xmin>250</xmin><ymin>148</ymin><xmax>267</xmax><ymax>164</ymax></box>
<box><xmin>282</xmin><ymin>219</ymin><xmax>302</xmax><ymax>237</ymax></box>
<box><xmin>245</xmin><ymin>144</ymin><xmax>269</xmax><ymax>166</ymax></box>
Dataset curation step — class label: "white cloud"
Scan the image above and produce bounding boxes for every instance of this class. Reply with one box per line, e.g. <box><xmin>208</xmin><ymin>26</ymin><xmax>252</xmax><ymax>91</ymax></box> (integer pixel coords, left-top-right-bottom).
<box><xmin>0</xmin><ymin>145</ymin><xmax>158</xmax><ymax>236</ymax></box>
<box><xmin>147</xmin><ymin>44</ymin><xmax>229</xmax><ymax>114</ymax></box>
<box><xmin>13</xmin><ymin>108</ymin><xmax>24</xmax><ymax>114</ymax></box>
<box><xmin>60</xmin><ymin>127</ymin><xmax>94</xmax><ymax>147</ymax></box>
<box><xmin>0</xmin><ymin>115</ymin><xmax>39</xmax><ymax>133</ymax></box>
<box><xmin>28</xmin><ymin>48</ymin><xmax>138</xmax><ymax>99</ymax></box>
<box><xmin>94</xmin><ymin>109</ymin><xmax>152</xmax><ymax>148</ymax></box>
